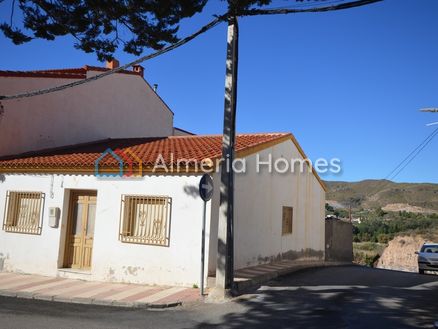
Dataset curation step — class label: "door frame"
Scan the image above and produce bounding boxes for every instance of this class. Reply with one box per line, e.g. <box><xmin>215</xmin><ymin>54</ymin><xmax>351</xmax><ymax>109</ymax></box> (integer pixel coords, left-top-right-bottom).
<box><xmin>63</xmin><ymin>189</ymin><xmax>98</xmax><ymax>270</ymax></box>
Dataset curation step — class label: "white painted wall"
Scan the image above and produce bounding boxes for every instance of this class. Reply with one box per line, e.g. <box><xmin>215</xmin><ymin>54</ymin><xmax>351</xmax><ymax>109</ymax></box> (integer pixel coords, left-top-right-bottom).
<box><xmin>207</xmin><ymin>140</ymin><xmax>325</xmax><ymax>273</ymax></box>
<box><xmin>0</xmin><ymin>141</ymin><xmax>324</xmax><ymax>286</ymax></box>
<box><xmin>0</xmin><ymin>70</ymin><xmax>173</xmax><ymax>156</ymax></box>
<box><xmin>0</xmin><ymin>173</ymin><xmax>209</xmax><ymax>287</ymax></box>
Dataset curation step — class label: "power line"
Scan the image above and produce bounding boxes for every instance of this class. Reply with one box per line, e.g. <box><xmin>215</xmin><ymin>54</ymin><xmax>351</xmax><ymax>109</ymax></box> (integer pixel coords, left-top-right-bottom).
<box><xmin>367</xmin><ymin>127</ymin><xmax>438</xmax><ymax>198</ymax></box>
<box><xmin>0</xmin><ymin>0</ymin><xmax>383</xmax><ymax>101</ymax></box>
<box><xmin>387</xmin><ymin>127</ymin><xmax>438</xmax><ymax>182</ymax></box>
<box><xmin>254</xmin><ymin>0</ymin><xmax>347</xmax><ymax>10</ymax></box>
<box><xmin>240</xmin><ymin>0</ymin><xmax>383</xmax><ymax>17</ymax></box>
<box><xmin>384</xmin><ymin>127</ymin><xmax>438</xmax><ymax>181</ymax></box>
<box><xmin>0</xmin><ymin>14</ymin><xmax>227</xmax><ymax>101</ymax></box>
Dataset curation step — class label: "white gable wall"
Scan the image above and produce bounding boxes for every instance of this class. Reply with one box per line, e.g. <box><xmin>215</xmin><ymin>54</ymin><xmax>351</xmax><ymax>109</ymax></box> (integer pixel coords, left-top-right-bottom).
<box><xmin>0</xmin><ymin>71</ymin><xmax>173</xmax><ymax>156</ymax></box>
<box><xmin>207</xmin><ymin>139</ymin><xmax>325</xmax><ymax>273</ymax></box>
<box><xmin>233</xmin><ymin>140</ymin><xmax>325</xmax><ymax>268</ymax></box>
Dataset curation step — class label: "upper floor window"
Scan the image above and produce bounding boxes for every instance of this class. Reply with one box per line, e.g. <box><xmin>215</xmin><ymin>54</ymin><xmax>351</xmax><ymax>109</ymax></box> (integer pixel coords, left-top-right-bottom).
<box><xmin>282</xmin><ymin>206</ymin><xmax>293</xmax><ymax>236</ymax></box>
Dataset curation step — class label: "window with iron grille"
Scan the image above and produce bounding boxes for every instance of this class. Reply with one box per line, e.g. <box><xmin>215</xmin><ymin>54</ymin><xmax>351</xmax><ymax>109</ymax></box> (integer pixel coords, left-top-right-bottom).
<box><xmin>3</xmin><ymin>191</ymin><xmax>45</xmax><ymax>235</ymax></box>
<box><xmin>282</xmin><ymin>206</ymin><xmax>293</xmax><ymax>235</ymax></box>
<box><xmin>120</xmin><ymin>195</ymin><xmax>171</xmax><ymax>246</ymax></box>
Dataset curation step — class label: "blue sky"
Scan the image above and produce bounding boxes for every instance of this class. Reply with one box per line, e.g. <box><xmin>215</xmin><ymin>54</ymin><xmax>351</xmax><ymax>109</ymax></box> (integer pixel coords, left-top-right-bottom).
<box><xmin>1</xmin><ymin>0</ymin><xmax>437</xmax><ymax>183</ymax></box>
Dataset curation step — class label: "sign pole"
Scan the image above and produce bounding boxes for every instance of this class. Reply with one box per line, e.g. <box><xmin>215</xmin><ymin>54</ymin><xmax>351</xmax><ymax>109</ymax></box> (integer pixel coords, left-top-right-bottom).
<box><xmin>199</xmin><ymin>174</ymin><xmax>214</xmax><ymax>297</ymax></box>
<box><xmin>200</xmin><ymin>200</ymin><xmax>207</xmax><ymax>296</ymax></box>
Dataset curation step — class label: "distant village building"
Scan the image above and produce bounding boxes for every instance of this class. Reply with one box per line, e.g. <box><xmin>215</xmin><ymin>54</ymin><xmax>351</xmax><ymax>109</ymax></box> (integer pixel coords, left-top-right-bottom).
<box><xmin>0</xmin><ymin>63</ymin><xmax>326</xmax><ymax>287</ymax></box>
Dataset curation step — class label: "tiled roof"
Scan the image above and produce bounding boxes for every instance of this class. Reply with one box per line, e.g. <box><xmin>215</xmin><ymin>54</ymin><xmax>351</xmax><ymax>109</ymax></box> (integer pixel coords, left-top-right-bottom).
<box><xmin>0</xmin><ymin>132</ymin><xmax>327</xmax><ymax>190</ymax></box>
<box><xmin>0</xmin><ymin>133</ymin><xmax>291</xmax><ymax>172</ymax></box>
<box><xmin>0</xmin><ymin>65</ymin><xmax>141</xmax><ymax>79</ymax></box>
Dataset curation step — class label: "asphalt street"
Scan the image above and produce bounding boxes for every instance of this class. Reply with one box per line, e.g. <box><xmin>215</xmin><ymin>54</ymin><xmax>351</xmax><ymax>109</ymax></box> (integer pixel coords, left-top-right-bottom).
<box><xmin>1</xmin><ymin>265</ymin><xmax>437</xmax><ymax>329</ymax></box>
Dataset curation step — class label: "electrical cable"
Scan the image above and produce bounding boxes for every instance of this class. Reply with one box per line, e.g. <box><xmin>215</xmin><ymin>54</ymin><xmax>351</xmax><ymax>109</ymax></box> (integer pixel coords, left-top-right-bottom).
<box><xmin>0</xmin><ymin>0</ymin><xmax>383</xmax><ymax>101</ymax></box>
<box><xmin>365</xmin><ymin>127</ymin><xmax>438</xmax><ymax>198</ymax></box>
<box><xmin>387</xmin><ymin>127</ymin><xmax>438</xmax><ymax>182</ymax></box>
<box><xmin>0</xmin><ymin>14</ymin><xmax>227</xmax><ymax>101</ymax></box>
<box><xmin>240</xmin><ymin>0</ymin><xmax>383</xmax><ymax>16</ymax></box>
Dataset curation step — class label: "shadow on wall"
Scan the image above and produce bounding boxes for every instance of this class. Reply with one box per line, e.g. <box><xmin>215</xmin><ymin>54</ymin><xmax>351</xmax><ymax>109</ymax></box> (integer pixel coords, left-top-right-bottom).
<box><xmin>0</xmin><ymin>253</ymin><xmax>6</xmax><ymax>271</ymax></box>
<box><xmin>183</xmin><ymin>185</ymin><xmax>199</xmax><ymax>199</ymax></box>
<box><xmin>197</xmin><ymin>265</ymin><xmax>438</xmax><ymax>329</ymax></box>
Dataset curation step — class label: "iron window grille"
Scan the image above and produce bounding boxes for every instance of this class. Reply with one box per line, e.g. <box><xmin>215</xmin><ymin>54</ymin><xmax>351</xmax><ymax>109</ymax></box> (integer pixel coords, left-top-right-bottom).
<box><xmin>120</xmin><ymin>195</ymin><xmax>172</xmax><ymax>246</ymax></box>
<box><xmin>3</xmin><ymin>191</ymin><xmax>45</xmax><ymax>235</ymax></box>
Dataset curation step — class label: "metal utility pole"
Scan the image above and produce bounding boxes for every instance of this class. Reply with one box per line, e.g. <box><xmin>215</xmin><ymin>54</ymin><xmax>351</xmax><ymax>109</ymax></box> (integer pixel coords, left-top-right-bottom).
<box><xmin>215</xmin><ymin>14</ymin><xmax>239</xmax><ymax>295</ymax></box>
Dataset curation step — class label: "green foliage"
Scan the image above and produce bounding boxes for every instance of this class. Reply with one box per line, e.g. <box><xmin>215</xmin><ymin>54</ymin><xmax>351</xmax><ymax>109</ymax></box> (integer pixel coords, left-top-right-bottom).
<box><xmin>353</xmin><ymin>251</ymin><xmax>380</xmax><ymax>267</ymax></box>
<box><xmin>353</xmin><ymin>211</ymin><xmax>438</xmax><ymax>243</ymax></box>
<box><xmin>1</xmin><ymin>0</ymin><xmax>210</xmax><ymax>60</ymax></box>
<box><xmin>0</xmin><ymin>0</ymin><xmax>305</xmax><ymax>60</ymax></box>
<box><xmin>325</xmin><ymin>203</ymin><xmax>334</xmax><ymax>213</ymax></box>
<box><xmin>353</xmin><ymin>242</ymin><xmax>386</xmax><ymax>267</ymax></box>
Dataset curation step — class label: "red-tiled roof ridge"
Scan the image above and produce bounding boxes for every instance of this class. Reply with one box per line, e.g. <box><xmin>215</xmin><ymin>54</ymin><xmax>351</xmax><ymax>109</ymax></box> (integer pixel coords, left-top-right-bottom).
<box><xmin>83</xmin><ymin>65</ymin><xmax>141</xmax><ymax>76</ymax></box>
<box><xmin>0</xmin><ymin>138</ymin><xmax>147</xmax><ymax>161</ymax></box>
<box><xmin>0</xmin><ymin>132</ymin><xmax>326</xmax><ymax>191</ymax></box>
<box><xmin>167</xmin><ymin>132</ymin><xmax>289</xmax><ymax>138</ymax></box>
<box><xmin>31</xmin><ymin>68</ymin><xmax>86</xmax><ymax>73</ymax></box>
<box><xmin>0</xmin><ymin>65</ymin><xmax>141</xmax><ymax>79</ymax></box>
<box><xmin>0</xmin><ymin>69</ymin><xmax>86</xmax><ymax>79</ymax></box>
<box><xmin>0</xmin><ymin>133</ymin><xmax>289</xmax><ymax>163</ymax></box>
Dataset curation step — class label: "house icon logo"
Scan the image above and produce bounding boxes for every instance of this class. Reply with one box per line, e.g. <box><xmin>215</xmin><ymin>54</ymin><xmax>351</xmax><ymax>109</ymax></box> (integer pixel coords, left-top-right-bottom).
<box><xmin>95</xmin><ymin>148</ymin><xmax>142</xmax><ymax>177</ymax></box>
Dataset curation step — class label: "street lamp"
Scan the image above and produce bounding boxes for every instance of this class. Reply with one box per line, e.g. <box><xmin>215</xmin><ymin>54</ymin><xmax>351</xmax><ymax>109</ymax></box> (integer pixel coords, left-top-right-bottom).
<box><xmin>420</xmin><ymin>108</ymin><xmax>438</xmax><ymax>126</ymax></box>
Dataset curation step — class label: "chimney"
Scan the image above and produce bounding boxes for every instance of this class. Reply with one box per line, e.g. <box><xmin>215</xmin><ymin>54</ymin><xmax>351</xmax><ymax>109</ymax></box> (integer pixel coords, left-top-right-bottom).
<box><xmin>106</xmin><ymin>59</ymin><xmax>119</xmax><ymax>69</ymax></box>
<box><xmin>132</xmin><ymin>64</ymin><xmax>144</xmax><ymax>78</ymax></box>
<box><xmin>153</xmin><ymin>84</ymin><xmax>158</xmax><ymax>92</ymax></box>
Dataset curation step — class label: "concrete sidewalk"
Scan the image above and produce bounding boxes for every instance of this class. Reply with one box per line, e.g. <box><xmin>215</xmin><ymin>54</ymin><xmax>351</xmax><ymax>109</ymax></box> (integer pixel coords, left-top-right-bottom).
<box><xmin>232</xmin><ymin>260</ymin><xmax>348</xmax><ymax>292</ymax></box>
<box><xmin>0</xmin><ymin>272</ymin><xmax>200</xmax><ymax>308</ymax></box>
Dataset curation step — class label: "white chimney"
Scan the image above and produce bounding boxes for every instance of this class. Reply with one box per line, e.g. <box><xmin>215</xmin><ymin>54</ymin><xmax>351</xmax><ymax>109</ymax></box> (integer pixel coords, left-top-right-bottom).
<box><xmin>106</xmin><ymin>59</ymin><xmax>120</xmax><ymax>69</ymax></box>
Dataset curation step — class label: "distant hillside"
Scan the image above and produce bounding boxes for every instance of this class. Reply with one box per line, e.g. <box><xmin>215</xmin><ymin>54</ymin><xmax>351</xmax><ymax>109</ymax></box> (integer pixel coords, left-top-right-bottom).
<box><xmin>324</xmin><ymin>180</ymin><xmax>438</xmax><ymax>212</ymax></box>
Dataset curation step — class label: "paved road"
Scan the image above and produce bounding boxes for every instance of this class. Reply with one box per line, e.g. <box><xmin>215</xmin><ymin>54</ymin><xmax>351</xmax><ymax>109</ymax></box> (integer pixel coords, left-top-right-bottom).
<box><xmin>1</xmin><ymin>265</ymin><xmax>437</xmax><ymax>329</ymax></box>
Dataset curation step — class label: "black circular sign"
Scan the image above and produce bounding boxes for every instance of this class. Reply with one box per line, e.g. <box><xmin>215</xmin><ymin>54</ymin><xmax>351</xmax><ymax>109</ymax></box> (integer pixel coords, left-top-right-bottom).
<box><xmin>199</xmin><ymin>174</ymin><xmax>214</xmax><ymax>202</ymax></box>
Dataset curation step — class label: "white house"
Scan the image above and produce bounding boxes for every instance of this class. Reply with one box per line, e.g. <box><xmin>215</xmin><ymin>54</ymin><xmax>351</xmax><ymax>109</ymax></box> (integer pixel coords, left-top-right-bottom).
<box><xmin>0</xmin><ymin>133</ymin><xmax>326</xmax><ymax>287</ymax></box>
<box><xmin>0</xmin><ymin>60</ymin><xmax>180</xmax><ymax>157</ymax></box>
<box><xmin>0</xmin><ymin>63</ymin><xmax>326</xmax><ymax>288</ymax></box>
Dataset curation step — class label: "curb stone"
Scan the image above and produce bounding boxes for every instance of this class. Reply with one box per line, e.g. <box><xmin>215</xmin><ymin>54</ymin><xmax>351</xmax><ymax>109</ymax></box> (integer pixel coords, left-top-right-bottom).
<box><xmin>34</xmin><ymin>294</ymin><xmax>54</xmax><ymax>302</ymax></box>
<box><xmin>0</xmin><ymin>290</ymin><xmax>185</xmax><ymax>309</ymax></box>
<box><xmin>16</xmin><ymin>291</ymin><xmax>35</xmax><ymax>299</ymax></box>
<box><xmin>0</xmin><ymin>289</ymin><xmax>17</xmax><ymax>297</ymax></box>
<box><xmin>91</xmin><ymin>299</ymin><xmax>114</xmax><ymax>307</ymax></box>
<box><xmin>52</xmin><ymin>296</ymin><xmax>73</xmax><ymax>303</ymax></box>
<box><xmin>70</xmin><ymin>297</ymin><xmax>94</xmax><ymax>305</ymax></box>
<box><xmin>147</xmin><ymin>301</ymin><xmax>182</xmax><ymax>309</ymax></box>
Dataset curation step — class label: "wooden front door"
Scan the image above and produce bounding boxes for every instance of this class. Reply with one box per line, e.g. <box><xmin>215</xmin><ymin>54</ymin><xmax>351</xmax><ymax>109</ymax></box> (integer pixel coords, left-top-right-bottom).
<box><xmin>64</xmin><ymin>191</ymin><xmax>97</xmax><ymax>270</ymax></box>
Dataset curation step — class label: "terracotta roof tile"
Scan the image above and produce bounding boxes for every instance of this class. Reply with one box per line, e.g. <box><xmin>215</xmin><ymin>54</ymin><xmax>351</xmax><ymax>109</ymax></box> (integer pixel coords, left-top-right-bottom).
<box><xmin>0</xmin><ymin>65</ymin><xmax>141</xmax><ymax>79</ymax></box>
<box><xmin>0</xmin><ymin>133</ymin><xmax>291</xmax><ymax>173</ymax></box>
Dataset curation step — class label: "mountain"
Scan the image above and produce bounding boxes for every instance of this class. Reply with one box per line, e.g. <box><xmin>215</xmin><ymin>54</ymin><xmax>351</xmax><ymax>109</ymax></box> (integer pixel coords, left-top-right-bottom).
<box><xmin>324</xmin><ymin>180</ymin><xmax>438</xmax><ymax>212</ymax></box>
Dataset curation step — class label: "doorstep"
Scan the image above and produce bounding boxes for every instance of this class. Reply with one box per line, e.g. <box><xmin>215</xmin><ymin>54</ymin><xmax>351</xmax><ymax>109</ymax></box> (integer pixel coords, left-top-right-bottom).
<box><xmin>0</xmin><ymin>272</ymin><xmax>200</xmax><ymax>308</ymax></box>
